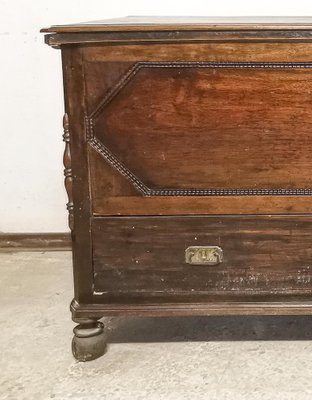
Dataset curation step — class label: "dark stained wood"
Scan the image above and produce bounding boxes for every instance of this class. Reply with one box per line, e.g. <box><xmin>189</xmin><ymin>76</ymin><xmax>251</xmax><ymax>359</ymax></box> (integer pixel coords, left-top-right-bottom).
<box><xmin>44</xmin><ymin>31</ymin><xmax>312</xmax><ymax>46</ymax></box>
<box><xmin>62</xmin><ymin>113</ymin><xmax>74</xmax><ymax>231</ymax></box>
<box><xmin>70</xmin><ymin>299</ymin><xmax>312</xmax><ymax>318</ymax></box>
<box><xmin>89</xmin><ymin>146</ymin><xmax>138</xmax><ymax>198</ymax></box>
<box><xmin>43</xmin><ymin>18</ymin><xmax>312</xmax><ymax>359</ymax></box>
<box><xmin>0</xmin><ymin>233</ymin><xmax>71</xmax><ymax>252</ymax></box>
<box><xmin>91</xmin><ymin>216</ymin><xmax>312</xmax><ymax>300</ymax></box>
<box><xmin>61</xmin><ymin>47</ymin><xmax>94</xmax><ymax>303</ymax></box>
<box><xmin>84</xmin><ymin>61</ymin><xmax>134</xmax><ymax>112</ymax></box>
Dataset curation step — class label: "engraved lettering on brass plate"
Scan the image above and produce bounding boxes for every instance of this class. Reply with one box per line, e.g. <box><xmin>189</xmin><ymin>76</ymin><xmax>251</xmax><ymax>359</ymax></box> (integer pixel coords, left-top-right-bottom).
<box><xmin>185</xmin><ymin>246</ymin><xmax>223</xmax><ymax>266</ymax></box>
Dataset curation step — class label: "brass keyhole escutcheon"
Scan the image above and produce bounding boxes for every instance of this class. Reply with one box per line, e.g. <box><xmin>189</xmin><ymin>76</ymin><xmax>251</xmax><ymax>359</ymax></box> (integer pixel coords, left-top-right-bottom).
<box><xmin>185</xmin><ymin>246</ymin><xmax>223</xmax><ymax>266</ymax></box>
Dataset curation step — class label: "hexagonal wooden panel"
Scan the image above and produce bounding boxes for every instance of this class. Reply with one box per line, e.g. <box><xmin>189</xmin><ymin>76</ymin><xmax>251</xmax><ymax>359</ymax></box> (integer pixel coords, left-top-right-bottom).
<box><xmin>87</xmin><ymin>62</ymin><xmax>312</xmax><ymax>196</ymax></box>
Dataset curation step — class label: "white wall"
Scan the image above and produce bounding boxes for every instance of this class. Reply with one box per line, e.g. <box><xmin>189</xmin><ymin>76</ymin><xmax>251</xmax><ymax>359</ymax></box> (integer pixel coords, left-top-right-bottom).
<box><xmin>1</xmin><ymin>0</ymin><xmax>312</xmax><ymax>232</ymax></box>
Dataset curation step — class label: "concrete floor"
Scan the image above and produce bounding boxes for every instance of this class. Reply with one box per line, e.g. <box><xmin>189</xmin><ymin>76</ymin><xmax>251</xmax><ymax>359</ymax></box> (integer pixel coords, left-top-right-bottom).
<box><xmin>2</xmin><ymin>252</ymin><xmax>312</xmax><ymax>400</ymax></box>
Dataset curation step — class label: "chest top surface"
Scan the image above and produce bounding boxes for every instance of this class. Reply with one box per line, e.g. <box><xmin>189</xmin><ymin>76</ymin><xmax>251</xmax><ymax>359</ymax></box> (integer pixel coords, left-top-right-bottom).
<box><xmin>41</xmin><ymin>16</ymin><xmax>312</xmax><ymax>32</ymax></box>
<box><xmin>42</xmin><ymin>16</ymin><xmax>312</xmax><ymax>47</ymax></box>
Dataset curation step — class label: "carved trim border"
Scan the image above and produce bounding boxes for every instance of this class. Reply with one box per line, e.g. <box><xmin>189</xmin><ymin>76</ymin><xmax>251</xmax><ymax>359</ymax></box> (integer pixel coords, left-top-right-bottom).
<box><xmin>87</xmin><ymin>61</ymin><xmax>312</xmax><ymax>197</ymax></box>
<box><xmin>86</xmin><ymin>117</ymin><xmax>150</xmax><ymax>195</ymax></box>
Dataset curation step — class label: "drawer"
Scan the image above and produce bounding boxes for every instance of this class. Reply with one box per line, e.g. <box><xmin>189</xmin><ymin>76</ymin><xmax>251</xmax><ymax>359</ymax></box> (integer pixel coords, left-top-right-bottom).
<box><xmin>91</xmin><ymin>216</ymin><xmax>312</xmax><ymax>302</ymax></box>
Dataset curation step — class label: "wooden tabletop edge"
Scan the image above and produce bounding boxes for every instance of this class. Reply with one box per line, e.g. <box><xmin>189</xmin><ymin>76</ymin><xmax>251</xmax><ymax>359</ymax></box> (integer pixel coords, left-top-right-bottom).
<box><xmin>40</xmin><ymin>23</ymin><xmax>312</xmax><ymax>34</ymax></box>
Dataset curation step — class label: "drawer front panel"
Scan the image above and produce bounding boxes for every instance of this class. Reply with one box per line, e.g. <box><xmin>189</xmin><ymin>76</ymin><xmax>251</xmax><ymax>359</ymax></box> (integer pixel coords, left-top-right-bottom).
<box><xmin>92</xmin><ymin>216</ymin><xmax>312</xmax><ymax>301</ymax></box>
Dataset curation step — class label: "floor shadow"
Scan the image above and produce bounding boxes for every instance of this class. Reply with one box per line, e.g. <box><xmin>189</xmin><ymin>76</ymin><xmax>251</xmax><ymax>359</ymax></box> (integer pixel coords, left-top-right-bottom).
<box><xmin>104</xmin><ymin>316</ymin><xmax>312</xmax><ymax>343</ymax></box>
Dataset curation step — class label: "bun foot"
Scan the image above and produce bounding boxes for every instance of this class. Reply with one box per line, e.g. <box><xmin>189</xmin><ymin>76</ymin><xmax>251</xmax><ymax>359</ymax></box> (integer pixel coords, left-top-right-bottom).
<box><xmin>72</xmin><ymin>321</ymin><xmax>106</xmax><ymax>361</ymax></box>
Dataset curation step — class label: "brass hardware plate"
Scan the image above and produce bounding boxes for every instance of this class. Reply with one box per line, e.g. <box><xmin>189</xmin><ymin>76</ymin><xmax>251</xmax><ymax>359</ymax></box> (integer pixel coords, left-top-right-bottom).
<box><xmin>185</xmin><ymin>246</ymin><xmax>223</xmax><ymax>266</ymax></box>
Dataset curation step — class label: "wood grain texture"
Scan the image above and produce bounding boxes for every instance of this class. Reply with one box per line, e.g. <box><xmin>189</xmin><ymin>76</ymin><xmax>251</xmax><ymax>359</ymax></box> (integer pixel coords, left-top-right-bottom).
<box><xmin>70</xmin><ymin>299</ymin><xmax>312</xmax><ymax>318</ymax></box>
<box><xmin>92</xmin><ymin>216</ymin><xmax>312</xmax><ymax>302</ymax></box>
<box><xmin>42</xmin><ymin>21</ymin><xmax>312</xmax><ymax>333</ymax></box>
<box><xmin>84</xmin><ymin>61</ymin><xmax>134</xmax><ymax>112</ymax></box>
<box><xmin>61</xmin><ymin>47</ymin><xmax>94</xmax><ymax>303</ymax></box>
<box><xmin>89</xmin><ymin>62</ymin><xmax>312</xmax><ymax>193</ymax></box>
<box><xmin>83</xmin><ymin>43</ymin><xmax>312</xmax><ymax>63</ymax></box>
<box><xmin>89</xmin><ymin>146</ymin><xmax>138</xmax><ymax>198</ymax></box>
<box><xmin>86</xmin><ymin>60</ymin><xmax>312</xmax><ymax>216</ymax></box>
<box><xmin>93</xmin><ymin>196</ymin><xmax>312</xmax><ymax>216</ymax></box>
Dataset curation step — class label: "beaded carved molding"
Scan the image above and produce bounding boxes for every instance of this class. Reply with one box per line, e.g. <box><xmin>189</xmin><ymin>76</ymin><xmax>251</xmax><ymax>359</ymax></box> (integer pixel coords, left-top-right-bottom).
<box><xmin>86</xmin><ymin>61</ymin><xmax>312</xmax><ymax>197</ymax></box>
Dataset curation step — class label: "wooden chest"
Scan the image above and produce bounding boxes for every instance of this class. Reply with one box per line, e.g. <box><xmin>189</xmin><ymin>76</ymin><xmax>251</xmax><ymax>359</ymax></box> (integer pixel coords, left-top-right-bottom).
<box><xmin>42</xmin><ymin>16</ymin><xmax>312</xmax><ymax>361</ymax></box>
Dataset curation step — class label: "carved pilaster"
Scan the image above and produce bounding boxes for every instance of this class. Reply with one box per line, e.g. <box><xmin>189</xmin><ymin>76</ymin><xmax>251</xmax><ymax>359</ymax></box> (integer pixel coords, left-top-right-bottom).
<box><xmin>63</xmin><ymin>113</ymin><xmax>74</xmax><ymax>231</ymax></box>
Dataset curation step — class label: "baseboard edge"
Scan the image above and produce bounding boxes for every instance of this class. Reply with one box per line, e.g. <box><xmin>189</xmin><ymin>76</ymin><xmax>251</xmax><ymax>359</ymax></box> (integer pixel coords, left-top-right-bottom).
<box><xmin>0</xmin><ymin>232</ymin><xmax>72</xmax><ymax>252</ymax></box>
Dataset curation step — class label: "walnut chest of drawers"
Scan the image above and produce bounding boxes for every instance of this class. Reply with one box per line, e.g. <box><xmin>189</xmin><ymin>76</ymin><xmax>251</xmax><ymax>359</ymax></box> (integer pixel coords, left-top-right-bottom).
<box><xmin>42</xmin><ymin>16</ymin><xmax>312</xmax><ymax>361</ymax></box>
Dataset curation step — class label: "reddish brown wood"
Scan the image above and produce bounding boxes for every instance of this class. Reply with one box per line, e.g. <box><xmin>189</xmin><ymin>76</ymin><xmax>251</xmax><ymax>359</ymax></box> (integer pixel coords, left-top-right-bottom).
<box><xmin>92</xmin><ymin>196</ymin><xmax>312</xmax><ymax>216</ymax></box>
<box><xmin>83</xmin><ymin>43</ymin><xmax>312</xmax><ymax>63</ymax></box>
<box><xmin>88</xmin><ymin>62</ymin><xmax>312</xmax><ymax>194</ymax></box>
<box><xmin>43</xmin><ymin>18</ymin><xmax>312</xmax><ymax>360</ymax></box>
<box><xmin>84</xmin><ymin>57</ymin><xmax>312</xmax><ymax>215</ymax></box>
